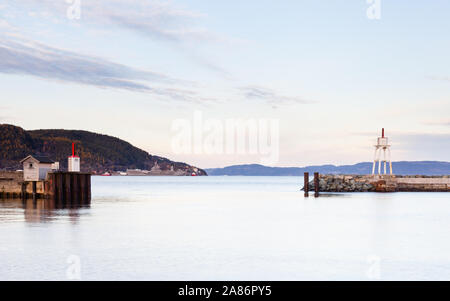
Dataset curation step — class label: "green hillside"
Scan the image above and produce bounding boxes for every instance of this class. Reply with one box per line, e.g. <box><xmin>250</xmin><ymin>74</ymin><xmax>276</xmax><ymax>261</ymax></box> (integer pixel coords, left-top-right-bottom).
<box><xmin>0</xmin><ymin>124</ymin><xmax>206</xmax><ymax>175</ymax></box>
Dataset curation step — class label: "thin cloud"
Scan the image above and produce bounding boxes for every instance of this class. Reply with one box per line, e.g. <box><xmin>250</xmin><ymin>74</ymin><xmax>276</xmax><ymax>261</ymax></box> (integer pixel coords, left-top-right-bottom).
<box><xmin>0</xmin><ymin>35</ymin><xmax>207</xmax><ymax>102</ymax></box>
<box><xmin>10</xmin><ymin>0</ymin><xmax>214</xmax><ymax>43</ymax></box>
<box><xmin>423</xmin><ymin>120</ymin><xmax>450</xmax><ymax>127</ymax></box>
<box><xmin>3</xmin><ymin>0</ymin><xmax>230</xmax><ymax>75</ymax></box>
<box><xmin>395</xmin><ymin>133</ymin><xmax>450</xmax><ymax>159</ymax></box>
<box><xmin>426</xmin><ymin>75</ymin><xmax>450</xmax><ymax>83</ymax></box>
<box><xmin>0</xmin><ymin>20</ymin><xmax>11</xmax><ymax>29</ymax></box>
<box><xmin>239</xmin><ymin>86</ymin><xmax>313</xmax><ymax>106</ymax></box>
<box><xmin>349</xmin><ymin>131</ymin><xmax>379</xmax><ymax>136</ymax></box>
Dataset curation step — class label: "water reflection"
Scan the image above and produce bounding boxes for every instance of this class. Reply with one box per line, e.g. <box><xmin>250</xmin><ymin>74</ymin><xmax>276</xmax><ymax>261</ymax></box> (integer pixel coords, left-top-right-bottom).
<box><xmin>0</xmin><ymin>198</ymin><xmax>90</xmax><ymax>223</ymax></box>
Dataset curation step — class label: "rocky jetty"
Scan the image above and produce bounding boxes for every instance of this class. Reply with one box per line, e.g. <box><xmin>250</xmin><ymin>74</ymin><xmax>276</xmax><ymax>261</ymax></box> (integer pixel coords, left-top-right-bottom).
<box><xmin>306</xmin><ymin>175</ymin><xmax>376</xmax><ymax>192</ymax></box>
<box><xmin>304</xmin><ymin>175</ymin><xmax>450</xmax><ymax>192</ymax></box>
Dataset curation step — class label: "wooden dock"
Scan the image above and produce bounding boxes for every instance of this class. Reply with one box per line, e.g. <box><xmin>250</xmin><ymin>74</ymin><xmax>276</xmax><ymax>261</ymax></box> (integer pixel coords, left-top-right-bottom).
<box><xmin>45</xmin><ymin>172</ymin><xmax>91</xmax><ymax>202</ymax></box>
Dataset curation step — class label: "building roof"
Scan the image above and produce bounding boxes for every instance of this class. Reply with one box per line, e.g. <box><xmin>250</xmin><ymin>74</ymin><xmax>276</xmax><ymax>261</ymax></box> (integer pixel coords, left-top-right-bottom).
<box><xmin>20</xmin><ymin>155</ymin><xmax>55</xmax><ymax>164</ymax></box>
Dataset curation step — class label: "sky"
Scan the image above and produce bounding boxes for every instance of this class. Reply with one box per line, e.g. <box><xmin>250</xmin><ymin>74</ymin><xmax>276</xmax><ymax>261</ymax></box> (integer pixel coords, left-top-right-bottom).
<box><xmin>0</xmin><ymin>0</ymin><xmax>449</xmax><ymax>168</ymax></box>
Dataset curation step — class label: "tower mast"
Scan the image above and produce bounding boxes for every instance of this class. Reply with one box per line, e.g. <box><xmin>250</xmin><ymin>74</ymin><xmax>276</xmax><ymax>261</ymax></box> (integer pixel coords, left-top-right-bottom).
<box><xmin>372</xmin><ymin>128</ymin><xmax>393</xmax><ymax>175</ymax></box>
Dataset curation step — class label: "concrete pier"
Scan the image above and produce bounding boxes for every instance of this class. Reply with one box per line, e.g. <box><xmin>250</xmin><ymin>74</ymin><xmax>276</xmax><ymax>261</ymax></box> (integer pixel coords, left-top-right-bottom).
<box><xmin>0</xmin><ymin>171</ymin><xmax>91</xmax><ymax>201</ymax></box>
<box><xmin>0</xmin><ymin>171</ymin><xmax>44</xmax><ymax>198</ymax></box>
<box><xmin>304</xmin><ymin>174</ymin><xmax>450</xmax><ymax>193</ymax></box>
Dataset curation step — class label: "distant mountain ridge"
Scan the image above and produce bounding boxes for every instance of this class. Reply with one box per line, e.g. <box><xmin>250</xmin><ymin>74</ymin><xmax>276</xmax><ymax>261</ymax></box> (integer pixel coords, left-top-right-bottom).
<box><xmin>0</xmin><ymin>124</ymin><xmax>206</xmax><ymax>175</ymax></box>
<box><xmin>206</xmin><ymin>162</ymin><xmax>450</xmax><ymax>176</ymax></box>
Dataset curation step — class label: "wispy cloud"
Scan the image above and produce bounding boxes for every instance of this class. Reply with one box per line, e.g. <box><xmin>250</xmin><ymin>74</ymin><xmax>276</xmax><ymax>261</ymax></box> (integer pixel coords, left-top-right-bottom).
<box><xmin>0</xmin><ymin>35</ymin><xmax>166</xmax><ymax>88</ymax></box>
<box><xmin>0</xmin><ymin>20</ymin><xmax>11</xmax><ymax>29</ymax></box>
<box><xmin>395</xmin><ymin>133</ymin><xmax>450</xmax><ymax>158</ymax></box>
<box><xmin>239</xmin><ymin>86</ymin><xmax>313</xmax><ymax>106</ymax></box>
<box><xmin>349</xmin><ymin>131</ymin><xmax>379</xmax><ymax>136</ymax></box>
<box><xmin>10</xmin><ymin>0</ymin><xmax>215</xmax><ymax>43</ymax></box>
<box><xmin>426</xmin><ymin>75</ymin><xmax>450</xmax><ymax>83</ymax></box>
<box><xmin>423</xmin><ymin>120</ymin><xmax>450</xmax><ymax>127</ymax></box>
<box><xmin>2</xmin><ymin>0</ymin><xmax>230</xmax><ymax>76</ymax></box>
<box><xmin>0</xmin><ymin>35</ymin><xmax>210</xmax><ymax>102</ymax></box>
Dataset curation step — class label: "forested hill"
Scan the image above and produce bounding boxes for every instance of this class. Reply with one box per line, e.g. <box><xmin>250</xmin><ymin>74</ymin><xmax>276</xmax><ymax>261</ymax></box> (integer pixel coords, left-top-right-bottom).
<box><xmin>0</xmin><ymin>124</ymin><xmax>206</xmax><ymax>175</ymax></box>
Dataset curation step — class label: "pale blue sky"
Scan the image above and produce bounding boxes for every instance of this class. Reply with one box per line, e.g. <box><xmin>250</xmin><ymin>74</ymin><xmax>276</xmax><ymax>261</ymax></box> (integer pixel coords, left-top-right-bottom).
<box><xmin>1</xmin><ymin>0</ymin><xmax>449</xmax><ymax>168</ymax></box>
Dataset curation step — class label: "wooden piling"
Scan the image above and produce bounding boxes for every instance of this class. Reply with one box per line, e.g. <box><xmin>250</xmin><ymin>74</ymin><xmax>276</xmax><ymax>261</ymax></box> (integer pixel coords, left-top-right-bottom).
<box><xmin>51</xmin><ymin>173</ymin><xmax>57</xmax><ymax>199</ymax></box>
<box><xmin>65</xmin><ymin>173</ymin><xmax>71</xmax><ymax>202</ymax></box>
<box><xmin>86</xmin><ymin>174</ymin><xmax>91</xmax><ymax>201</ymax></box>
<box><xmin>32</xmin><ymin>181</ymin><xmax>37</xmax><ymax>199</ymax></box>
<box><xmin>57</xmin><ymin>173</ymin><xmax>64</xmax><ymax>202</ymax></box>
<box><xmin>72</xmin><ymin>173</ymin><xmax>79</xmax><ymax>203</ymax></box>
<box><xmin>21</xmin><ymin>182</ymin><xmax>26</xmax><ymax>200</ymax></box>
<box><xmin>304</xmin><ymin>172</ymin><xmax>309</xmax><ymax>197</ymax></box>
<box><xmin>314</xmin><ymin>172</ymin><xmax>320</xmax><ymax>197</ymax></box>
<box><xmin>79</xmin><ymin>174</ymin><xmax>86</xmax><ymax>203</ymax></box>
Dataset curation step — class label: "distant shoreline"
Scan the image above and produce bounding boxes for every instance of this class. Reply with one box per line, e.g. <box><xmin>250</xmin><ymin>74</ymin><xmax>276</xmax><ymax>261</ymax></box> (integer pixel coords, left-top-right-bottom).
<box><xmin>206</xmin><ymin>161</ymin><xmax>450</xmax><ymax>176</ymax></box>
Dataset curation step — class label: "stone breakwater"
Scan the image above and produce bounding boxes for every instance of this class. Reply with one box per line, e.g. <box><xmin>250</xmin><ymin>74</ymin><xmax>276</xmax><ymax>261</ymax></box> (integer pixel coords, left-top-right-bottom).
<box><xmin>304</xmin><ymin>174</ymin><xmax>450</xmax><ymax>192</ymax></box>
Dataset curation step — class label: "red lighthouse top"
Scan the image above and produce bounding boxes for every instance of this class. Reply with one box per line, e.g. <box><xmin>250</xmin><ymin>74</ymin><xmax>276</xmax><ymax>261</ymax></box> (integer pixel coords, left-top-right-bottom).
<box><xmin>70</xmin><ymin>143</ymin><xmax>79</xmax><ymax>158</ymax></box>
<box><xmin>382</xmin><ymin>128</ymin><xmax>385</xmax><ymax>138</ymax></box>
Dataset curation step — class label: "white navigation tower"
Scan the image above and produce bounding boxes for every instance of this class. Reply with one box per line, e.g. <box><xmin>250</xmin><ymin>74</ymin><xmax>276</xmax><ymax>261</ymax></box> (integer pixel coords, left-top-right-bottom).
<box><xmin>68</xmin><ymin>142</ymin><xmax>80</xmax><ymax>172</ymax></box>
<box><xmin>372</xmin><ymin>128</ymin><xmax>393</xmax><ymax>175</ymax></box>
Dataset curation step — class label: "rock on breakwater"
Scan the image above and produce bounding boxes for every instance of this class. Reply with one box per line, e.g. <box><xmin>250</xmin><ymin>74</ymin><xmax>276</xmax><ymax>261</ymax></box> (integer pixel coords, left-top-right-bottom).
<box><xmin>304</xmin><ymin>174</ymin><xmax>450</xmax><ymax>193</ymax></box>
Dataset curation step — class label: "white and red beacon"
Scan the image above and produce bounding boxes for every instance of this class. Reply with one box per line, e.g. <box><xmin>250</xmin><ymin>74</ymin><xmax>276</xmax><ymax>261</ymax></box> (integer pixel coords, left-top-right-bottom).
<box><xmin>372</xmin><ymin>128</ymin><xmax>393</xmax><ymax>175</ymax></box>
<box><xmin>68</xmin><ymin>142</ymin><xmax>80</xmax><ymax>172</ymax></box>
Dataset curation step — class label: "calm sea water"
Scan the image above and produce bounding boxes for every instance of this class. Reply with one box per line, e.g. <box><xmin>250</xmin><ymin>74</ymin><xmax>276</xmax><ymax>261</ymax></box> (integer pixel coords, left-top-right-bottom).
<box><xmin>0</xmin><ymin>176</ymin><xmax>449</xmax><ymax>281</ymax></box>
